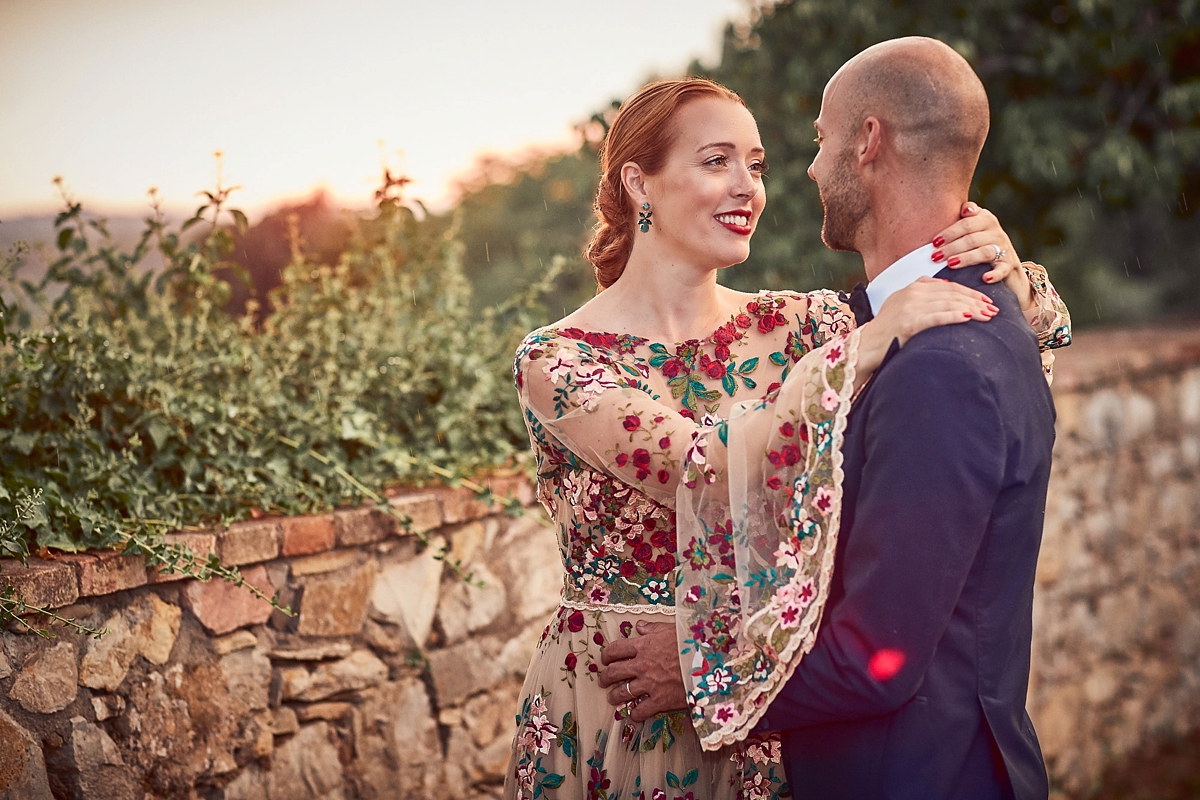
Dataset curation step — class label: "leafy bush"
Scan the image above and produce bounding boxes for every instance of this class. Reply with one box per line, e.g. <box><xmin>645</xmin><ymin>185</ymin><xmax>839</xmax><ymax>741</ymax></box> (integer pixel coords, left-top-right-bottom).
<box><xmin>0</xmin><ymin>178</ymin><xmax>547</xmax><ymax>565</ymax></box>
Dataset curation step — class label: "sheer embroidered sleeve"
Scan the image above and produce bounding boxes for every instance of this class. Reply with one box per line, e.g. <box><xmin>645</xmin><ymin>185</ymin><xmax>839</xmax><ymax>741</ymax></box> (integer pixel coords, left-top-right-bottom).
<box><xmin>675</xmin><ymin>293</ymin><xmax>862</xmax><ymax>750</ymax></box>
<box><xmin>514</xmin><ymin>329</ymin><xmax>708</xmax><ymax>508</ymax></box>
<box><xmin>1020</xmin><ymin>261</ymin><xmax>1072</xmax><ymax>384</ymax></box>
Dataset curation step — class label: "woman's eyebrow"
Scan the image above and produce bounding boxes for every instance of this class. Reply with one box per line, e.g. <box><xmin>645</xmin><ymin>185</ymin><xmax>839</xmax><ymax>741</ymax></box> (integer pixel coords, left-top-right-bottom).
<box><xmin>697</xmin><ymin>141</ymin><xmax>766</xmax><ymax>155</ymax></box>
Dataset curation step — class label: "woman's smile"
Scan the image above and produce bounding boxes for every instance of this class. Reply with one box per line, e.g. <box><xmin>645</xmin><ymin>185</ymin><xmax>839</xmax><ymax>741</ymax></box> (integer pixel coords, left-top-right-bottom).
<box><xmin>715</xmin><ymin>210</ymin><xmax>753</xmax><ymax>235</ymax></box>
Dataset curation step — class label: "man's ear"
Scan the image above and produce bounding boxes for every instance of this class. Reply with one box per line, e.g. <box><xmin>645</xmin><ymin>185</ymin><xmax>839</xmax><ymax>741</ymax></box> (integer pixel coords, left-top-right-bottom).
<box><xmin>857</xmin><ymin>116</ymin><xmax>883</xmax><ymax>167</ymax></box>
<box><xmin>621</xmin><ymin>162</ymin><xmax>648</xmax><ymax>204</ymax></box>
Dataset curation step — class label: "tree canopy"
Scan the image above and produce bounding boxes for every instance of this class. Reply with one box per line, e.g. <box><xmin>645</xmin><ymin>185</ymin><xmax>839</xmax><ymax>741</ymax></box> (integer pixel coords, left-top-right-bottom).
<box><xmin>445</xmin><ymin>0</ymin><xmax>1200</xmax><ymax>326</ymax></box>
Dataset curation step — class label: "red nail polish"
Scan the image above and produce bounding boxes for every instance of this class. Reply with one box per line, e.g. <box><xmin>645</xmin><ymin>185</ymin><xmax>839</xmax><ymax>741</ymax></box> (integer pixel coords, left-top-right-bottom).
<box><xmin>947</xmin><ymin>257</ymin><xmax>961</xmax><ymax>267</ymax></box>
<box><xmin>983</xmin><ymin>275</ymin><xmax>993</xmax><ymax>283</ymax></box>
<box><xmin>987</xmin><ymin>304</ymin><xmax>999</xmax><ymax>312</ymax></box>
<box><xmin>932</xmin><ymin>236</ymin><xmax>945</xmax><ymax>247</ymax></box>
<box><xmin>932</xmin><ymin>250</ymin><xmax>944</xmax><ymax>262</ymax></box>
<box><xmin>963</xmin><ymin>312</ymin><xmax>973</xmax><ymax>318</ymax></box>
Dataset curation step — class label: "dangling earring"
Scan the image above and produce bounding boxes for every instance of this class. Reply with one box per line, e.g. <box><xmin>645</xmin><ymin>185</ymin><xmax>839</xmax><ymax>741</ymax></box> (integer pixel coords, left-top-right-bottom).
<box><xmin>637</xmin><ymin>202</ymin><xmax>653</xmax><ymax>233</ymax></box>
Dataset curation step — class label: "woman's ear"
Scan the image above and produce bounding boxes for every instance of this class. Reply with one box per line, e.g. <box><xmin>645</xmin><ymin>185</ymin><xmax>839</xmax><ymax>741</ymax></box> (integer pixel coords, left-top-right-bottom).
<box><xmin>620</xmin><ymin>162</ymin><xmax>648</xmax><ymax>205</ymax></box>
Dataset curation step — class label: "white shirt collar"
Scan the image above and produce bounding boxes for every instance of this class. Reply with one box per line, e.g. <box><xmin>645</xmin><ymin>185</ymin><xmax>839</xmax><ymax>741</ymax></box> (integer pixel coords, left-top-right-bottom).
<box><xmin>865</xmin><ymin>243</ymin><xmax>940</xmax><ymax>315</ymax></box>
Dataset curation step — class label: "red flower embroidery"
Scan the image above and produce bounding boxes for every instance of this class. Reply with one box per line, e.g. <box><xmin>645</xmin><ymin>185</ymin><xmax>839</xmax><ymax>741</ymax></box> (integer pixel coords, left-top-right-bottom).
<box><xmin>657</xmin><ymin>469</ymin><xmax>670</xmax><ymax>484</ymax></box>
<box><xmin>632</xmin><ymin>449</ymin><xmax>651</xmax><ymax>468</ymax></box>
<box><xmin>780</xmin><ymin>421</ymin><xmax>795</xmax><ymax>438</ymax></box>
<box><xmin>620</xmin><ymin>561</ymin><xmax>638</xmax><ymax>579</ymax></box>
<box><xmin>715</xmin><ymin>343</ymin><xmax>731</xmax><ymax>361</ymax></box>
<box><xmin>633</xmin><ymin>542</ymin><xmax>653</xmax><ymax>563</ymax></box>
<box><xmin>735</xmin><ymin>313</ymin><xmax>752</xmax><ymax>329</ymax></box>
<box><xmin>565</xmin><ymin>652</ymin><xmax>578</xmax><ymax>671</ymax></box>
<box><xmin>655</xmin><ymin>553</ymin><xmax>676</xmax><ymax>573</ymax></box>
<box><xmin>706</xmin><ymin>361</ymin><xmax>726</xmax><ymax>379</ymax></box>
<box><xmin>767</xmin><ymin>476</ymin><xmax>783</xmax><ymax>490</ymax></box>
<box><xmin>758</xmin><ymin>315</ymin><xmax>777</xmax><ymax>334</ymax></box>
<box><xmin>658</xmin><ymin>436</ymin><xmax>671</xmax><ymax>449</ymax></box>
<box><xmin>615</xmin><ymin>452</ymin><xmax>629</xmax><ymax>467</ymax></box>
<box><xmin>650</xmin><ymin>530</ymin><xmax>672</xmax><ymax>549</ymax></box>
<box><xmin>782</xmin><ymin>444</ymin><xmax>802</xmax><ymax>466</ymax></box>
<box><xmin>661</xmin><ymin>358</ymin><xmax>687</xmax><ymax>378</ymax></box>
<box><xmin>623</xmin><ymin>415</ymin><xmax>641</xmax><ymax>431</ymax></box>
<box><xmin>567</xmin><ymin>611</ymin><xmax>585</xmax><ymax>632</ymax></box>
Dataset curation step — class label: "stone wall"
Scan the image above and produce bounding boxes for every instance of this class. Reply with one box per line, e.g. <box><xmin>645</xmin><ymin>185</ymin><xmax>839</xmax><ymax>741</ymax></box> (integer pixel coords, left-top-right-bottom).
<box><xmin>0</xmin><ymin>477</ymin><xmax>565</xmax><ymax>800</ymax></box>
<box><xmin>1</xmin><ymin>326</ymin><xmax>1199</xmax><ymax>799</ymax></box>
<box><xmin>1028</xmin><ymin>326</ymin><xmax>1200</xmax><ymax>798</ymax></box>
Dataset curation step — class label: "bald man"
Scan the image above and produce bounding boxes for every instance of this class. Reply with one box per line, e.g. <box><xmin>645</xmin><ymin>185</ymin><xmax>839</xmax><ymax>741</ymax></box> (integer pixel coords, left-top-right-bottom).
<box><xmin>752</xmin><ymin>38</ymin><xmax>1055</xmax><ymax>799</ymax></box>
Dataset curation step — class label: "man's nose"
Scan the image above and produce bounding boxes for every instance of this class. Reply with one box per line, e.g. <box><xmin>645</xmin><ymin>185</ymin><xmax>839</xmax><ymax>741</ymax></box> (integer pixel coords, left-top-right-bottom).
<box><xmin>807</xmin><ymin>160</ymin><xmax>817</xmax><ymax>181</ymax></box>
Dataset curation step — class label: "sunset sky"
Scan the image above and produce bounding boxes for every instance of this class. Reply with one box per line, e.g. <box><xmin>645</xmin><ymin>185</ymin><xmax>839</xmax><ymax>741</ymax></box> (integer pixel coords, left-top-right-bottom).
<box><xmin>0</xmin><ymin>0</ymin><xmax>746</xmax><ymax>217</ymax></box>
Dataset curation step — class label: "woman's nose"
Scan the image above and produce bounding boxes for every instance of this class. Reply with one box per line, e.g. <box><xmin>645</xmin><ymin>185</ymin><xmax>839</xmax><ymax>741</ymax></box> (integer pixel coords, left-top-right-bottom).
<box><xmin>733</xmin><ymin>166</ymin><xmax>757</xmax><ymax>197</ymax></box>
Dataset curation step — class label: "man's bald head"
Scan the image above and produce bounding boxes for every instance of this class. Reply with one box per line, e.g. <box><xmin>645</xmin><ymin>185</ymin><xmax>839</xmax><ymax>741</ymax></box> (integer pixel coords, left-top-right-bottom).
<box><xmin>827</xmin><ymin>37</ymin><xmax>989</xmax><ymax>186</ymax></box>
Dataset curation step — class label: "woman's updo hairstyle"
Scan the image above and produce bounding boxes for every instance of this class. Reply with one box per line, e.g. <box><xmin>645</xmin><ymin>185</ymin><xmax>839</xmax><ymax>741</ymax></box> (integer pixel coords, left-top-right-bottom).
<box><xmin>585</xmin><ymin>78</ymin><xmax>747</xmax><ymax>290</ymax></box>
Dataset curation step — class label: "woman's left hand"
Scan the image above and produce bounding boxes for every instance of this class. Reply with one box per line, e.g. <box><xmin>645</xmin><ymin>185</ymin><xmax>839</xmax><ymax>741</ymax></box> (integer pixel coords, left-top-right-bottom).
<box><xmin>930</xmin><ymin>204</ymin><xmax>1029</xmax><ymax>302</ymax></box>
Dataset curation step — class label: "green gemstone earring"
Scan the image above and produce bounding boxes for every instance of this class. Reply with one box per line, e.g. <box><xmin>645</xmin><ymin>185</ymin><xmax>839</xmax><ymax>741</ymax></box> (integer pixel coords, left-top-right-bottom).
<box><xmin>637</xmin><ymin>202</ymin><xmax>653</xmax><ymax>233</ymax></box>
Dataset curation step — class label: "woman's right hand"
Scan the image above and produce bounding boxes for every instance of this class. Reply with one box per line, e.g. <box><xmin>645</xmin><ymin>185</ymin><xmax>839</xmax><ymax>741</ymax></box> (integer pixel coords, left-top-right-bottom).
<box><xmin>854</xmin><ymin>276</ymin><xmax>997</xmax><ymax>391</ymax></box>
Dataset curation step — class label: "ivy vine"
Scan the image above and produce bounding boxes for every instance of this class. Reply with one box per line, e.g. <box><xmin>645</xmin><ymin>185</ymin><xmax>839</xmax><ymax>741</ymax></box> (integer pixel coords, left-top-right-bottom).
<box><xmin>1</xmin><ymin>173</ymin><xmax>558</xmax><ymax>632</ymax></box>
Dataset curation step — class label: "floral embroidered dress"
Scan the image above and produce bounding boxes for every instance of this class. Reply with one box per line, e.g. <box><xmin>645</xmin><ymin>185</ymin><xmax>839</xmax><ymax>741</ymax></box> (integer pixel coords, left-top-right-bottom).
<box><xmin>506</xmin><ymin>269</ymin><xmax>1070</xmax><ymax>800</ymax></box>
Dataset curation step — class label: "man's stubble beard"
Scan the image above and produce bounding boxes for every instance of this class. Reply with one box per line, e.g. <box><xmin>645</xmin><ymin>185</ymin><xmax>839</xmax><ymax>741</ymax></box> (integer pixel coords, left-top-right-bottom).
<box><xmin>819</xmin><ymin>146</ymin><xmax>870</xmax><ymax>252</ymax></box>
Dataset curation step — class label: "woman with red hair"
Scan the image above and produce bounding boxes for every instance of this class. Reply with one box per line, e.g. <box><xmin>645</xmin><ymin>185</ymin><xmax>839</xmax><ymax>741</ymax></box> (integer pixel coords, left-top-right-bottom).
<box><xmin>505</xmin><ymin>79</ymin><xmax>1068</xmax><ymax>799</ymax></box>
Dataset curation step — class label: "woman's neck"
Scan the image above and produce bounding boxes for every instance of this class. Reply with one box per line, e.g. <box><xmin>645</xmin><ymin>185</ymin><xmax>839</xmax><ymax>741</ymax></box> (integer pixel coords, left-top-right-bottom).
<box><xmin>588</xmin><ymin>252</ymin><xmax>734</xmax><ymax>343</ymax></box>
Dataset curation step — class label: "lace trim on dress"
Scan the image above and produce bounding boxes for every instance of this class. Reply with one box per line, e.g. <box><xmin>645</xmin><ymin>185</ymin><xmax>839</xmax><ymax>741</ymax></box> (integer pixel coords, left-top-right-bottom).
<box><xmin>559</xmin><ymin>597</ymin><xmax>677</xmax><ymax>615</ymax></box>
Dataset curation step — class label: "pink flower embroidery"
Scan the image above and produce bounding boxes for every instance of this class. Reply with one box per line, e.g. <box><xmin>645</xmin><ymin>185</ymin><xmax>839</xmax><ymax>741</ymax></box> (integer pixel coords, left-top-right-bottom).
<box><xmin>814</xmin><ymin>486</ymin><xmax>835</xmax><ymax>514</ymax></box>
<box><xmin>542</xmin><ymin>348</ymin><xmax>576</xmax><ymax>383</ymax></box>
<box><xmin>823</xmin><ymin>341</ymin><xmax>845</xmax><ymax>367</ymax></box>
<box><xmin>712</xmin><ymin>703</ymin><xmax>740</xmax><ymax>725</ymax></box>
<box><xmin>574</xmin><ymin>366</ymin><xmax>618</xmax><ymax>409</ymax></box>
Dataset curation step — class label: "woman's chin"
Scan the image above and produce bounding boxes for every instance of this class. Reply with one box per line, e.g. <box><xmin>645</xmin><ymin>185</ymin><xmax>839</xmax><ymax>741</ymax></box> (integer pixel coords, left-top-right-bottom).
<box><xmin>718</xmin><ymin>244</ymin><xmax>752</xmax><ymax>268</ymax></box>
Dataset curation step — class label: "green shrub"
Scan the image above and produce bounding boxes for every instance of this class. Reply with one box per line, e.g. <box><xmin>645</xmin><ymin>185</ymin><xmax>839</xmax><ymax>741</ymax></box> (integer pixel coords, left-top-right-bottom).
<box><xmin>0</xmin><ymin>179</ymin><xmax>549</xmax><ymax>566</ymax></box>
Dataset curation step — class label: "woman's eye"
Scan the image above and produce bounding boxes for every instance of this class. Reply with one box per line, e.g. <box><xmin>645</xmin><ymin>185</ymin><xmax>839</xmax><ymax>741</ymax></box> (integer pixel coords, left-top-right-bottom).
<box><xmin>705</xmin><ymin>156</ymin><xmax>728</xmax><ymax>167</ymax></box>
<box><xmin>751</xmin><ymin>161</ymin><xmax>769</xmax><ymax>174</ymax></box>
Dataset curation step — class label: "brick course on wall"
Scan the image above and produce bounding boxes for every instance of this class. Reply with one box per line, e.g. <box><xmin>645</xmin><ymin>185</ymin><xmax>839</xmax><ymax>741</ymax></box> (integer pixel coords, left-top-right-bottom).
<box><xmin>1</xmin><ymin>327</ymin><xmax>1199</xmax><ymax>800</ymax></box>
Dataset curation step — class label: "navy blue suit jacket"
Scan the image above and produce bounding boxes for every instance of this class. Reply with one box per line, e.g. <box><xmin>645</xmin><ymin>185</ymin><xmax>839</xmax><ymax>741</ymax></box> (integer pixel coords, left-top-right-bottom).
<box><xmin>757</xmin><ymin>264</ymin><xmax>1056</xmax><ymax>800</ymax></box>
